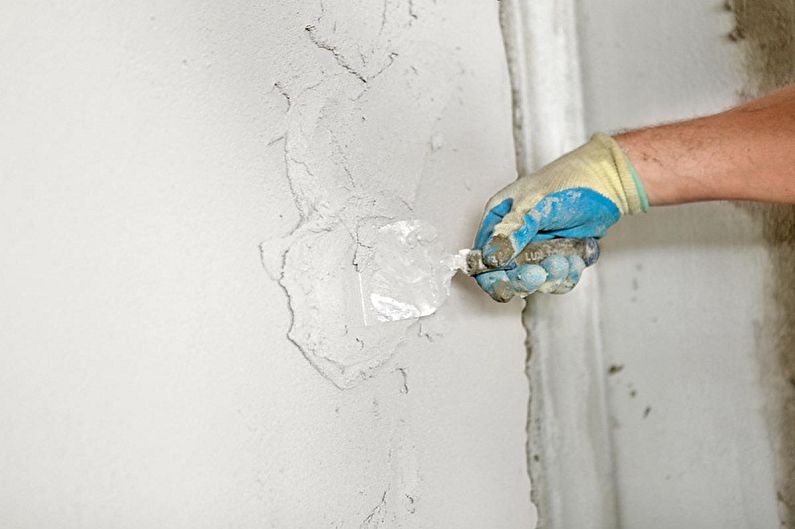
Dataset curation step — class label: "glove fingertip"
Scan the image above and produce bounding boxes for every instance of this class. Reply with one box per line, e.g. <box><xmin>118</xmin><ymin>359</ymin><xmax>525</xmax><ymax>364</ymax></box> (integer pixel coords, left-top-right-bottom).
<box><xmin>475</xmin><ymin>271</ymin><xmax>515</xmax><ymax>303</ymax></box>
<box><xmin>482</xmin><ymin>234</ymin><xmax>515</xmax><ymax>268</ymax></box>
<box><xmin>566</xmin><ymin>255</ymin><xmax>586</xmax><ymax>283</ymax></box>
<box><xmin>551</xmin><ymin>256</ymin><xmax>587</xmax><ymax>294</ymax></box>
<box><xmin>474</xmin><ymin>198</ymin><xmax>514</xmax><ymax>250</ymax></box>
<box><xmin>507</xmin><ymin>264</ymin><xmax>547</xmax><ymax>294</ymax></box>
<box><xmin>539</xmin><ymin>255</ymin><xmax>570</xmax><ymax>281</ymax></box>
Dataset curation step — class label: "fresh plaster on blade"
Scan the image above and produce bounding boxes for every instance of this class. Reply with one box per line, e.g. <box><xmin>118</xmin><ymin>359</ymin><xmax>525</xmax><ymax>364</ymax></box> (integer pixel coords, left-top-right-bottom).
<box><xmin>277</xmin><ymin>220</ymin><xmax>415</xmax><ymax>389</ymax></box>
<box><xmin>356</xmin><ymin>219</ymin><xmax>467</xmax><ymax>325</ymax></box>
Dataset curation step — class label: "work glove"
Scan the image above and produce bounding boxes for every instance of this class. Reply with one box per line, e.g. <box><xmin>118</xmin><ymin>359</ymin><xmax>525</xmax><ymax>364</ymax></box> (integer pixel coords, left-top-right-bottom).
<box><xmin>473</xmin><ymin>133</ymin><xmax>648</xmax><ymax>301</ymax></box>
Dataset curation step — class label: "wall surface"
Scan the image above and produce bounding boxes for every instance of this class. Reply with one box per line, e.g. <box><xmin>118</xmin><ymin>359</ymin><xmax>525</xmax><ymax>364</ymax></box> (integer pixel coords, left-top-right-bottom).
<box><xmin>576</xmin><ymin>1</ymin><xmax>780</xmax><ymax>527</ymax></box>
<box><xmin>0</xmin><ymin>2</ymin><xmax>535</xmax><ymax>527</ymax></box>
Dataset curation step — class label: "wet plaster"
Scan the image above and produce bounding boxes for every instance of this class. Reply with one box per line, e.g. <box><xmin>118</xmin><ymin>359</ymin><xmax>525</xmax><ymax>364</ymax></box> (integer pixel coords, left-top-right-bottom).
<box><xmin>356</xmin><ymin>219</ymin><xmax>461</xmax><ymax>325</ymax></box>
<box><xmin>255</xmin><ymin>1</ymin><xmax>534</xmax><ymax>525</ymax></box>
<box><xmin>0</xmin><ymin>1</ymin><xmax>535</xmax><ymax>527</ymax></box>
<box><xmin>728</xmin><ymin>1</ymin><xmax>795</xmax><ymax>524</ymax></box>
<box><xmin>260</xmin><ymin>0</ymin><xmax>464</xmax><ymax>389</ymax></box>
<box><xmin>255</xmin><ymin>2</ymin><xmax>534</xmax><ymax>525</ymax></box>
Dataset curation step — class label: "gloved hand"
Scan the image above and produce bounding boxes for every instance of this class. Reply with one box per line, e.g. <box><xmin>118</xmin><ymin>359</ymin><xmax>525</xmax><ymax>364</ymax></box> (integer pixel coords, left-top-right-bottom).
<box><xmin>474</xmin><ymin>133</ymin><xmax>648</xmax><ymax>301</ymax></box>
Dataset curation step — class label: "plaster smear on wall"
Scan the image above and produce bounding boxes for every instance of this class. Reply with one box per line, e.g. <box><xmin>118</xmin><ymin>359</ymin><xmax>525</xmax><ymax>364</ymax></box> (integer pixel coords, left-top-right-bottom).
<box><xmin>1</xmin><ymin>1</ymin><xmax>534</xmax><ymax>526</ymax></box>
<box><xmin>260</xmin><ymin>0</ymin><xmax>465</xmax><ymax>389</ymax></box>
<box><xmin>356</xmin><ymin>219</ymin><xmax>462</xmax><ymax>325</ymax></box>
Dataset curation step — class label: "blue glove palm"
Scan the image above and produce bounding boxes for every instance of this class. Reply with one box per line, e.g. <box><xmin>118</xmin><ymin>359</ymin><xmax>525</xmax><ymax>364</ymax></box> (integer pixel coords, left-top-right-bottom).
<box><xmin>473</xmin><ymin>133</ymin><xmax>648</xmax><ymax>302</ymax></box>
<box><xmin>474</xmin><ymin>190</ymin><xmax>618</xmax><ymax>301</ymax></box>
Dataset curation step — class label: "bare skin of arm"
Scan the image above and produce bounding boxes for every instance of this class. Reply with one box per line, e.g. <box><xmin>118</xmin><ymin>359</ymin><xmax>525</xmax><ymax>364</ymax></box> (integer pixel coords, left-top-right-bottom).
<box><xmin>616</xmin><ymin>85</ymin><xmax>795</xmax><ymax>206</ymax></box>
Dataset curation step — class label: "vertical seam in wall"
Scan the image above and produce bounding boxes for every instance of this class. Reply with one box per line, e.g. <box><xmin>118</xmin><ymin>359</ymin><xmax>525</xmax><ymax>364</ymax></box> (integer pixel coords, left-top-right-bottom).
<box><xmin>497</xmin><ymin>5</ymin><xmax>542</xmax><ymax>526</ymax></box>
<box><xmin>498</xmin><ymin>1</ymin><xmax>619</xmax><ymax>527</ymax></box>
<box><xmin>498</xmin><ymin>1</ymin><xmax>533</xmax><ymax>177</ymax></box>
<box><xmin>570</xmin><ymin>2</ymin><xmax>623</xmax><ymax>524</ymax></box>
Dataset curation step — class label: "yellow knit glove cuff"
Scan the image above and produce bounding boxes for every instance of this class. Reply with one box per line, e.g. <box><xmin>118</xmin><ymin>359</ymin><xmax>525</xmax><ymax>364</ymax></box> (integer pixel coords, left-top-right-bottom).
<box><xmin>587</xmin><ymin>132</ymin><xmax>648</xmax><ymax>215</ymax></box>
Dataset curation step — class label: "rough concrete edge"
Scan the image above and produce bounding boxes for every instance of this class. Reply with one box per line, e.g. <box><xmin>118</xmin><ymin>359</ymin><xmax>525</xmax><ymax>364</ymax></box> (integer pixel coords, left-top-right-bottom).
<box><xmin>498</xmin><ymin>4</ymin><xmax>541</xmax><ymax>526</ymax></box>
<box><xmin>499</xmin><ymin>0</ymin><xmax>548</xmax><ymax>528</ymax></box>
<box><xmin>727</xmin><ymin>1</ymin><xmax>795</xmax><ymax>525</ymax></box>
<box><xmin>499</xmin><ymin>1</ymin><xmax>533</xmax><ymax>179</ymax></box>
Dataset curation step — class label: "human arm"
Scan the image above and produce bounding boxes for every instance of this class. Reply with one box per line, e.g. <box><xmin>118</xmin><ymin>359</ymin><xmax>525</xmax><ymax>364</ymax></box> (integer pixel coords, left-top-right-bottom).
<box><xmin>617</xmin><ymin>84</ymin><xmax>795</xmax><ymax>206</ymax></box>
<box><xmin>474</xmin><ymin>84</ymin><xmax>795</xmax><ymax>301</ymax></box>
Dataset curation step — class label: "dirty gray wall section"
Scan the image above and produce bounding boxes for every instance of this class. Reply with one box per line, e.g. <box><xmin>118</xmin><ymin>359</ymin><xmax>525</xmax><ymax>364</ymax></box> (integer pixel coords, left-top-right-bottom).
<box><xmin>730</xmin><ymin>0</ymin><xmax>795</xmax><ymax>524</ymax></box>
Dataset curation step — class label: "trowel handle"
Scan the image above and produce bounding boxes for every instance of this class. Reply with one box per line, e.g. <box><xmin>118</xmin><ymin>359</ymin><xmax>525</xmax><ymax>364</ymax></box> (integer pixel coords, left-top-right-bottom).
<box><xmin>466</xmin><ymin>237</ymin><xmax>600</xmax><ymax>276</ymax></box>
<box><xmin>514</xmin><ymin>237</ymin><xmax>600</xmax><ymax>267</ymax></box>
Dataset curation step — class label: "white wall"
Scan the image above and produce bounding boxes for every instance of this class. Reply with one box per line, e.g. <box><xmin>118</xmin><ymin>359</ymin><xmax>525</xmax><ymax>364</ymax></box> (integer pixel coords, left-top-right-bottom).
<box><xmin>577</xmin><ymin>1</ymin><xmax>779</xmax><ymax>527</ymax></box>
<box><xmin>0</xmin><ymin>2</ymin><xmax>534</xmax><ymax>527</ymax></box>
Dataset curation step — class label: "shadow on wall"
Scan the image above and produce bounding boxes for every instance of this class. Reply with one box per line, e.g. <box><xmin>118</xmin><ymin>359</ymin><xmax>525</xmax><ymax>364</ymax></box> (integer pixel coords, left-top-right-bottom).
<box><xmin>729</xmin><ymin>0</ymin><xmax>795</xmax><ymax>524</ymax></box>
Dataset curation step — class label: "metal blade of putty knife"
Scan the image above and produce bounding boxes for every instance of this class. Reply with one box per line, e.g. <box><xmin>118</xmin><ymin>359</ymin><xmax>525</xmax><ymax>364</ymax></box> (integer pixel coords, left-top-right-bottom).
<box><xmin>355</xmin><ymin>219</ymin><xmax>600</xmax><ymax>325</ymax></box>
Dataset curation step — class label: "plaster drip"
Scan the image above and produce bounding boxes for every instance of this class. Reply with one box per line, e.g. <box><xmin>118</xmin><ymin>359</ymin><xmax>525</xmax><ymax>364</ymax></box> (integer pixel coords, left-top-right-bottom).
<box><xmin>261</xmin><ymin>0</ymin><xmax>465</xmax><ymax>389</ymax></box>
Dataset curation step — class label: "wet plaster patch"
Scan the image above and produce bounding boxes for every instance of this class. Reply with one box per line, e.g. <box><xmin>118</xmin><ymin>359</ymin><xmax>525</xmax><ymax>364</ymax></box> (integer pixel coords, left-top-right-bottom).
<box><xmin>272</xmin><ymin>220</ymin><xmax>416</xmax><ymax>389</ymax></box>
<box><xmin>356</xmin><ymin>219</ymin><xmax>462</xmax><ymax>325</ymax></box>
<box><xmin>260</xmin><ymin>0</ymin><xmax>465</xmax><ymax>389</ymax></box>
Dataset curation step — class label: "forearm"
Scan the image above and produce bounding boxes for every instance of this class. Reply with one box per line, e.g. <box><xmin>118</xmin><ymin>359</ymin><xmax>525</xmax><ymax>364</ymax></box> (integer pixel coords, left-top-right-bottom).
<box><xmin>616</xmin><ymin>85</ymin><xmax>795</xmax><ymax>206</ymax></box>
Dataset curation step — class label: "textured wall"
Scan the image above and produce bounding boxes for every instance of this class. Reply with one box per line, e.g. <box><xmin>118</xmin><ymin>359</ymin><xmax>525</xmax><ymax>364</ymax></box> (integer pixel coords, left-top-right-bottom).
<box><xmin>0</xmin><ymin>2</ymin><xmax>534</xmax><ymax>527</ymax></box>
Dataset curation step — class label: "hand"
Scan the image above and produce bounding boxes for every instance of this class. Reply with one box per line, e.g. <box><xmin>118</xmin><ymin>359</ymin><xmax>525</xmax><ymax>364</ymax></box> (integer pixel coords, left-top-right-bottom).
<box><xmin>473</xmin><ymin>133</ymin><xmax>648</xmax><ymax>302</ymax></box>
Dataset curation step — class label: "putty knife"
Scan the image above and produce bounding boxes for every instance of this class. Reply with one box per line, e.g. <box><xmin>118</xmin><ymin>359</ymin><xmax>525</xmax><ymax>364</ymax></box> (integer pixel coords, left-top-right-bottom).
<box><xmin>463</xmin><ymin>237</ymin><xmax>600</xmax><ymax>275</ymax></box>
<box><xmin>354</xmin><ymin>220</ymin><xmax>599</xmax><ymax>325</ymax></box>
